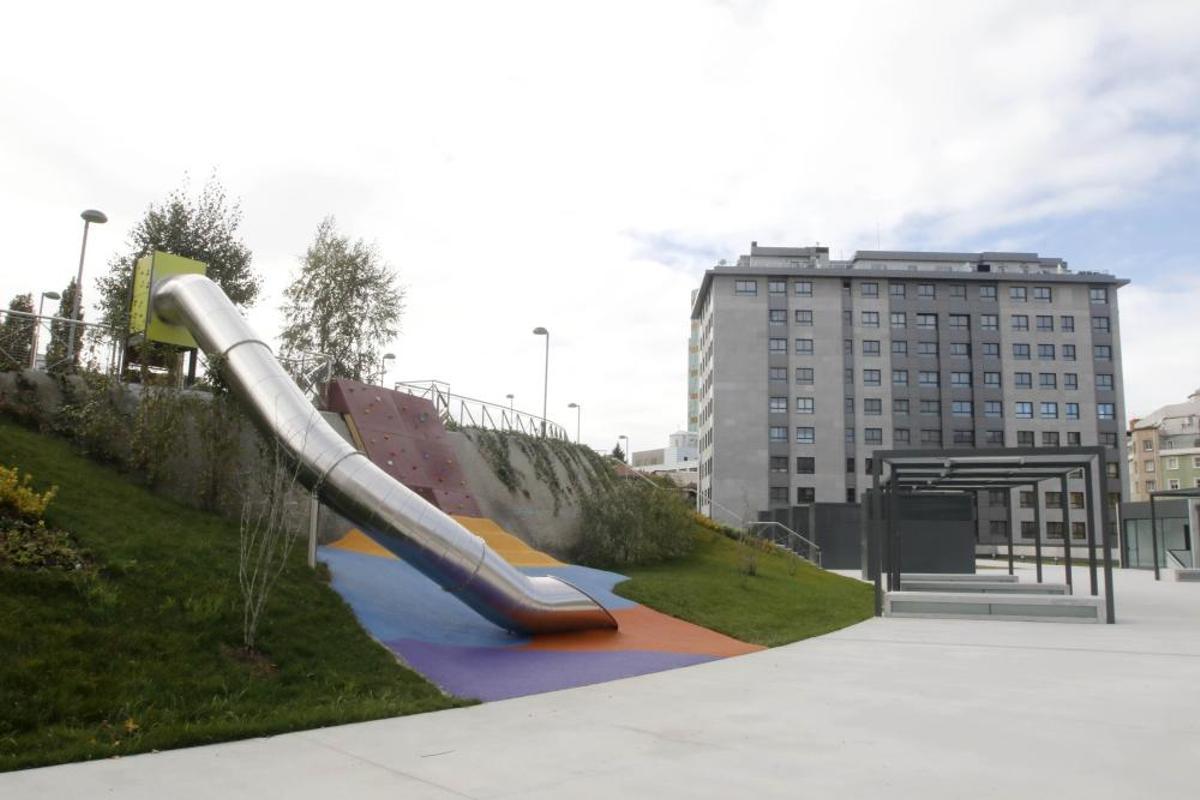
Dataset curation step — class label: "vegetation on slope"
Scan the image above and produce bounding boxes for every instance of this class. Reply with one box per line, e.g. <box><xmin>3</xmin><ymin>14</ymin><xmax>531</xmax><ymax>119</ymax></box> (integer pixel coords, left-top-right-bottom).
<box><xmin>0</xmin><ymin>418</ymin><xmax>466</xmax><ymax>773</ymax></box>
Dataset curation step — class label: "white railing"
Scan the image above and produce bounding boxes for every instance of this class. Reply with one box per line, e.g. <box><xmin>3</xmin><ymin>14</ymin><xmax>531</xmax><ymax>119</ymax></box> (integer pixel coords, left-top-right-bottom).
<box><xmin>278</xmin><ymin>350</ymin><xmax>333</xmax><ymax>404</ymax></box>
<box><xmin>394</xmin><ymin>379</ymin><xmax>569</xmax><ymax>440</ymax></box>
<box><xmin>0</xmin><ymin>308</ymin><xmax>121</xmax><ymax>375</ymax></box>
<box><xmin>699</xmin><ymin>494</ymin><xmax>822</xmax><ymax>566</ymax></box>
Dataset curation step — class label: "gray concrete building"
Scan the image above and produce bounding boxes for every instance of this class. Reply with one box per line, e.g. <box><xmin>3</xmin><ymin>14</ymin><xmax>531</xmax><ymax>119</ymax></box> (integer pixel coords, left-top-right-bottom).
<box><xmin>692</xmin><ymin>243</ymin><xmax>1129</xmax><ymax>553</ymax></box>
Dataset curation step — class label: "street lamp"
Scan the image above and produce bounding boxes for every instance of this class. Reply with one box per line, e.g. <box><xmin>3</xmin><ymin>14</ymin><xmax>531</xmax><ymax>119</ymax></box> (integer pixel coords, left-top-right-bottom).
<box><xmin>619</xmin><ymin>434</ymin><xmax>629</xmax><ymax>464</ymax></box>
<box><xmin>505</xmin><ymin>393</ymin><xmax>514</xmax><ymax>410</ymax></box>
<box><xmin>567</xmin><ymin>402</ymin><xmax>581</xmax><ymax>443</ymax></box>
<box><xmin>380</xmin><ymin>352</ymin><xmax>395</xmax><ymax>383</ymax></box>
<box><xmin>29</xmin><ymin>291</ymin><xmax>61</xmax><ymax>369</ymax></box>
<box><xmin>532</xmin><ymin>327</ymin><xmax>549</xmax><ymax>436</ymax></box>
<box><xmin>67</xmin><ymin>209</ymin><xmax>107</xmax><ymax>366</ymax></box>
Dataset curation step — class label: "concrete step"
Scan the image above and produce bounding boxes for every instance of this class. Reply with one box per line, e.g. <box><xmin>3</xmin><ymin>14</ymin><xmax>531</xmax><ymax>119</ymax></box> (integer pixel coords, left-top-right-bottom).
<box><xmin>900</xmin><ymin>580</ymin><xmax>1070</xmax><ymax>595</ymax></box>
<box><xmin>884</xmin><ymin>591</ymin><xmax>1104</xmax><ymax>623</ymax></box>
<box><xmin>901</xmin><ymin>572</ymin><xmax>1020</xmax><ymax>583</ymax></box>
<box><xmin>1174</xmin><ymin>569</ymin><xmax>1200</xmax><ymax>582</ymax></box>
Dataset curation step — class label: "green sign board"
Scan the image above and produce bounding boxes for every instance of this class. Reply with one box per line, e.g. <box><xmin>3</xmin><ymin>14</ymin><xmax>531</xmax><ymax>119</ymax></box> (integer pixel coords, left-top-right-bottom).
<box><xmin>127</xmin><ymin>251</ymin><xmax>207</xmax><ymax>348</ymax></box>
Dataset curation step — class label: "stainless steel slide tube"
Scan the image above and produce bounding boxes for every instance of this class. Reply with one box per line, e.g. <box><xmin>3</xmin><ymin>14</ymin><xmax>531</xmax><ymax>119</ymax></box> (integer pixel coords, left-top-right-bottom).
<box><xmin>153</xmin><ymin>274</ymin><xmax>616</xmax><ymax>634</ymax></box>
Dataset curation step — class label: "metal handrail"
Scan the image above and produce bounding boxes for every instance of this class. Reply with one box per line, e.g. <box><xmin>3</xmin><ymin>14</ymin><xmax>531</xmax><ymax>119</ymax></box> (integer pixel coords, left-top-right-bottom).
<box><xmin>698</xmin><ymin>494</ymin><xmax>822</xmax><ymax>567</ymax></box>
<box><xmin>278</xmin><ymin>350</ymin><xmax>333</xmax><ymax>403</ymax></box>
<box><xmin>394</xmin><ymin>379</ymin><xmax>569</xmax><ymax>440</ymax></box>
<box><xmin>0</xmin><ymin>308</ymin><xmax>120</xmax><ymax>374</ymax></box>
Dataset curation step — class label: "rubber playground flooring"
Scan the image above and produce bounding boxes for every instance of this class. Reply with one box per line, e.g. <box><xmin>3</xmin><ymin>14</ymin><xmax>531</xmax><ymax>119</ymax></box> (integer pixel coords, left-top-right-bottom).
<box><xmin>320</xmin><ymin>518</ymin><xmax>763</xmax><ymax>701</ymax></box>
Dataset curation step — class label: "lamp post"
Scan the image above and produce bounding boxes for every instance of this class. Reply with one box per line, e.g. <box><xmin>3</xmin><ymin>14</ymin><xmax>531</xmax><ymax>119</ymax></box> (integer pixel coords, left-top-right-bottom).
<box><xmin>619</xmin><ymin>434</ymin><xmax>629</xmax><ymax>464</ymax></box>
<box><xmin>380</xmin><ymin>352</ymin><xmax>395</xmax><ymax>384</ymax></box>
<box><xmin>505</xmin><ymin>393</ymin><xmax>514</xmax><ymax>410</ymax></box>
<box><xmin>29</xmin><ymin>291</ymin><xmax>61</xmax><ymax>369</ymax></box>
<box><xmin>532</xmin><ymin>327</ymin><xmax>549</xmax><ymax>436</ymax></box>
<box><xmin>67</xmin><ymin>209</ymin><xmax>107</xmax><ymax>366</ymax></box>
<box><xmin>568</xmin><ymin>402</ymin><xmax>581</xmax><ymax>443</ymax></box>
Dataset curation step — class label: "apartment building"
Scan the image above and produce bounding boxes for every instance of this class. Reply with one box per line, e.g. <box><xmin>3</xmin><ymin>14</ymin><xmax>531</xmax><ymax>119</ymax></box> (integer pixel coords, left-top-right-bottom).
<box><xmin>1128</xmin><ymin>389</ymin><xmax>1200</xmax><ymax>500</ymax></box>
<box><xmin>692</xmin><ymin>243</ymin><xmax>1128</xmax><ymax>549</ymax></box>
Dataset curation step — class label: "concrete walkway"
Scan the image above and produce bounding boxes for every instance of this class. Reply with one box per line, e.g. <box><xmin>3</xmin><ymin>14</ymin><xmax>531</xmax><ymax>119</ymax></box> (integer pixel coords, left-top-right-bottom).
<box><xmin>4</xmin><ymin>565</ymin><xmax>1198</xmax><ymax>798</ymax></box>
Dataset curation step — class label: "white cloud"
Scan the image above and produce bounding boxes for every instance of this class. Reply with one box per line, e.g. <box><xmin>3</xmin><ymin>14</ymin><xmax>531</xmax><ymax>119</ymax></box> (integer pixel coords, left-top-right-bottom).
<box><xmin>1118</xmin><ymin>275</ymin><xmax>1200</xmax><ymax>420</ymax></box>
<box><xmin>1</xmin><ymin>0</ymin><xmax>1198</xmax><ymax>452</ymax></box>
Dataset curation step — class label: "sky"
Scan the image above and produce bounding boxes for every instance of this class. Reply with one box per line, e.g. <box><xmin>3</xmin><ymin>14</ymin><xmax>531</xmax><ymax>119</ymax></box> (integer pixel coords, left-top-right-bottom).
<box><xmin>2</xmin><ymin>0</ymin><xmax>1199</xmax><ymax>453</ymax></box>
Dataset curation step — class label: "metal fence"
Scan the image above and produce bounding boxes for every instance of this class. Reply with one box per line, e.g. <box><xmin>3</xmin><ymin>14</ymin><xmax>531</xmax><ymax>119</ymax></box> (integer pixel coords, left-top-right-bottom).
<box><xmin>278</xmin><ymin>350</ymin><xmax>334</xmax><ymax>404</ymax></box>
<box><xmin>0</xmin><ymin>308</ymin><xmax>121</xmax><ymax>374</ymax></box>
<box><xmin>394</xmin><ymin>379</ymin><xmax>569</xmax><ymax>440</ymax></box>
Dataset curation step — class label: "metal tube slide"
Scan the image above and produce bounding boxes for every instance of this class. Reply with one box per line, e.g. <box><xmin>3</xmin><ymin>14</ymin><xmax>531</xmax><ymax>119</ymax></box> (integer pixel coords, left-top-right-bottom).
<box><xmin>152</xmin><ymin>274</ymin><xmax>616</xmax><ymax>634</ymax></box>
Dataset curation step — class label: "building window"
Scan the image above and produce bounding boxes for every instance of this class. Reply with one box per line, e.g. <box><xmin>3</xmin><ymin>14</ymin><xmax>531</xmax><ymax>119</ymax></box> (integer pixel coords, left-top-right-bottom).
<box><xmin>951</xmin><ymin>372</ymin><xmax>971</xmax><ymax>387</ymax></box>
<box><xmin>862</xmin><ymin>311</ymin><xmax>880</xmax><ymax>328</ymax></box>
<box><xmin>769</xmin><ymin>426</ymin><xmax>787</xmax><ymax>441</ymax></box>
<box><xmin>1061</xmin><ymin>315</ymin><xmax>1075</xmax><ymax>332</ymax></box>
<box><xmin>846</xmin><ymin>457</ymin><xmax>856</xmax><ymax>473</ymax></box>
<box><xmin>918</xmin><ymin>283</ymin><xmax>935</xmax><ymax>299</ymax></box>
<box><xmin>1092</xmin><ymin>316</ymin><xmax>1111</xmax><ymax>333</ymax></box>
<box><xmin>796</xmin><ymin>487</ymin><xmax>815</xmax><ymax>503</ymax></box>
<box><xmin>891</xmin><ymin>312</ymin><xmax>907</xmax><ymax>328</ymax></box>
<box><xmin>889</xmin><ymin>283</ymin><xmax>906</xmax><ymax>298</ymax></box>
<box><xmin>769</xmin><ymin>486</ymin><xmax>789</xmax><ymax>503</ymax></box>
<box><xmin>1096</xmin><ymin>374</ymin><xmax>1113</xmax><ymax>390</ymax></box>
<box><xmin>794</xmin><ymin>280</ymin><xmax>813</xmax><ymax>296</ymax></box>
<box><xmin>1097</xmin><ymin>403</ymin><xmax>1115</xmax><ymax>420</ymax></box>
<box><xmin>986</xmin><ymin>430</ymin><xmax>1004</xmax><ymax>445</ymax></box>
<box><xmin>769</xmin><ymin>338</ymin><xmax>789</xmax><ymax>354</ymax></box>
<box><xmin>842</xmin><ymin>310</ymin><xmax>852</xmax><ymax>326</ymax></box>
<box><xmin>769</xmin><ymin>309</ymin><xmax>787</xmax><ymax>325</ymax></box>
<box><xmin>893</xmin><ymin>398</ymin><xmax>910</xmax><ymax>414</ymax></box>
<box><xmin>769</xmin><ymin>397</ymin><xmax>788</xmax><ymax>413</ymax></box>
<box><xmin>949</xmin><ymin>314</ymin><xmax>969</xmax><ymax>329</ymax></box>
<box><xmin>984</xmin><ymin>371</ymin><xmax>1001</xmax><ymax>388</ymax></box>
<box><xmin>1100</xmin><ymin>432</ymin><xmax>1118</xmax><ymax>447</ymax></box>
<box><xmin>863</xmin><ymin>340</ymin><xmax>881</xmax><ymax>356</ymax></box>
<box><xmin>981</xmin><ymin>342</ymin><xmax>1000</xmax><ymax>357</ymax></box>
<box><xmin>1017</xmin><ymin>430</ymin><xmax>1035</xmax><ymax>447</ymax></box>
<box><xmin>952</xmin><ymin>401</ymin><xmax>973</xmax><ymax>417</ymax></box>
<box><xmin>1042</xmin><ymin>431</ymin><xmax>1060</xmax><ymax>447</ymax></box>
<box><xmin>770</xmin><ymin>456</ymin><xmax>789</xmax><ymax>473</ymax></box>
<box><xmin>989</xmin><ymin>520</ymin><xmax>1008</xmax><ymax>537</ymax></box>
<box><xmin>768</xmin><ymin>280</ymin><xmax>787</xmax><ymax>294</ymax></box>
<box><xmin>1013</xmin><ymin>343</ymin><xmax>1031</xmax><ymax>360</ymax></box>
<box><xmin>1015</xmin><ymin>402</ymin><xmax>1033</xmax><ymax>419</ymax></box>
<box><xmin>893</xmin><ymin>369</ymin><xmax>909</xmax><ymax>386</ymax></box>
<box><xmin>920</xmin><ymin>429</ymin><xmax>942</xmax><ymax>445</ymax></box>
<box><xmin>918</xmin><ymin>341</ymin><xmax>938</xmax><ymax>357</ymax></box>
<box><xmin>1021</xmin><ymin>521</ymin><xmax>1037</xmax><ymax>539</ymax></box>
<box><xmin>1039</xmin><ymin>372</ymin><xmax>1057</xmax><ymax>389</ymax></box>
<box><xmin>1066</xmin><ymin>402</ymin><xmax>1080</xmax><ymax>420</ymax></box>
<box><xmin>918</xmin><ymin>371</ymin><xmax>939</xmax><ymax>387</ymax></box>
<box><xmin>1019</xmin><ymin>491</ymin><xmax>1035</xmax><ymax>508</ymax></box>
<box><xmin>1090</xmin><ymin>287</ymin><xmax>1108</xmax><ymax>304</ymax></box>
<box><xmin>794</xmin><ymin>309</ymin><xmax>813</xmax><ymax>325</ymax></box>
<box><xmin>796</xmin><ymin>457</ymin><xmax>815</xmax><ymax>474</ymax></box>
<box><xmin>1067</xmin><ymin>431</ymin><xmax>1081</xmax><ymax>446</ymax></box>
<box><xmin>1064</xmin><ymin>373</ymin><xmax>1078</xmax><ymax>390</ymax></box>
<box><xmin>845</xmin><ymin>428</ymin><xmax>856</xmax><ymax>443</ymax></box>
<box><xmin>1094</xmin><ymin>345</ymin><xmax>1112</xmax><ymax>360</ymax></box>
<box><xmin>863</xmin><ymin>369</ymin><xmax>882</xmax><ymax>386</ymax></box>
<box><xmin>1038</xmin><ymin>344</ymin><xmax>1056</xmax><ymax>360</ymax></box>
<box><xmin>1012</xmin><ymin>314</ymin><xmax>1029</xmax><ymax>331</ymax></box>
<box><xmin>1070</xmin><ymin>492</ymin><xmax>1085</xmax><ymax>509</ymax></box>
<box><xmin>1040</xmin><ymin>402</ymin><xmax>1059</xmax><ymax>419</ymax></box>
<box><xmin>988</xmin><ymin>489</ymin><xmax>1007</xmax><ymax>507</ymax></box>
<box><xmin>795</xmin><ymin>367</ymin><xmax>814</xmax><ymax>384</ymax></box>
<box><xmin>864</xmin><ymin>398</ymin><xmax>883</xmax><ymax>415</ymax></box>
<box><xmin>980</xmin><ymin>285</ymin><xmax>997</xmax><ymax>300</ymax></box>
<box><xmin>917</xmin><ymin>313</ymin><xmax>937</xmax><ymax>330</ymax></box>
<box><xmin>894</xmin><ymin>428</ymin><xmax>911</xmax><ymax>444</ymax></box>
<box><xmin>1061</xmin><ymin>344</ymin><xmax>1076</xmax><ymax>361</ymax></box>
<box><xmin>920</xmin><ymin>400</ymin><xmax>941</xmax><ymax>416</ymax></box>
<box><xmin>844</xmin><ymin>368</ymin><xmax>853</xmax><ymax>384</ymax></box>
<box><xmin>1033</xmin><ymin>286</ymin><xmax>1052</xmax><ymax>302</ymax></box>
<box><xmin>1143</xmin><ymin>459</ymin><xmax>1156</xmax><ymax>474</ymax></box>
<box><xmin>1145</xmin><ymin>480</ymin><xmax>1156</xmax><ymax>492</ymax></box>
<box><xmin>865</xmin><ymin>428</ymin><xmax>883</xmax><ymax>445</ymax></box>
<box><xmin>1036</xmin><ymin>315</ymin><xmax>1054</xmax><ymax>331</ymax></box>
<box><xmin>892</xmin><ymin>340</ymin><xmax>908</xmax><ymax>356</ymax></box>
<box><xmin>795</xmin><ymin>397</ymin><xmax>815</xmax><ymax>414</ymax></box>
<box><xmin>1015</xmin><ymin>372</ymin><xmax>1032</xmax><ymax>388</ymax></box>
<box><xmin>949</xmin><ymin>284</ymin><xmax>966</xmax><ymax>299</ymax></box>
<box><xmin>735</xmin><ymin>280</ymin><xmax>758</xmax><ymax>295</ymax></box>
<box><xmin>861</xmin><ymin>282</ymin><xmax>879</xmax><ymax>297</ymax></box>
<box><xmin>1046</xmin><ymin>522</ymin><xmax>1064</xmax><ymax>540</ymax></box>
<box><xmin>949</xmin><ymin>342</ymin><xmax>970</xmax><ymax>357</ymax></box>
<box><xmin>769</xmin><ymin>367</ymin><xmax>787</xmax><ymax>381</ymax></box>
<box><xmin>1010</xmin><ymin>286</ymin><xmax>1027</xmax><ymax>302</ymax></box>
<box><xmin>1071</xmin><ymin>522</ymin><xmax>1087</xmax><ymax>541</ymax></box>
<box><xmin>795</xmin><ymin>338</ymin><xmax>814</xmax><ymax>354</ymax></box>
<box><xmin>981</xmin><ymin>314</ymin><xmax>999</xmax><ymax>331</ymax></box>
<box><xmin>796</xmin><ymin>427</ymin><xmax>815</xmax><ymax>443</ymax></box>
<box><xmin>984</xmin><ymin>400</ymin><xmax>1002</xmax><ymax>417</ymax></box>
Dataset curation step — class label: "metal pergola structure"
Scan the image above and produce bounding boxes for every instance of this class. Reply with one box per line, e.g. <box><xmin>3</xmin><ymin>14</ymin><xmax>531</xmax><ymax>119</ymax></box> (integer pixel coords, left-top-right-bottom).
<box><xmin>1147</xmin><ymin>486</ymin><xmax>1200</xmax><ymax>581</ymax></box>
<box><xmin>867</xmin><ymin>446</ymin><xmax>1116</xmax><ymax>624</ymax></box>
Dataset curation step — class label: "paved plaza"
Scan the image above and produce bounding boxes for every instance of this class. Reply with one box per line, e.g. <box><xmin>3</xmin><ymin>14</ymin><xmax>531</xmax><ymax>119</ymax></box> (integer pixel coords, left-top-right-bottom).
<box><xmin>4</xmin><ymin>564</ymin><xmax>1197</xmax><ymax>799</ymax></box>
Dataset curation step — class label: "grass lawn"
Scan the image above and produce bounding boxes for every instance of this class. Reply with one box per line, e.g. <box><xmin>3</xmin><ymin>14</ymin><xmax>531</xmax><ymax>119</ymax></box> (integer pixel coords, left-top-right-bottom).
<box><xmin>616</xmin><ymin>528</ymin><xmax>874</xmax><ymax>647</ymax></box>
<box><xmin>0</xmin><ymin>418</ymin><xmax>467</xmax><ymax>773</ymax></box>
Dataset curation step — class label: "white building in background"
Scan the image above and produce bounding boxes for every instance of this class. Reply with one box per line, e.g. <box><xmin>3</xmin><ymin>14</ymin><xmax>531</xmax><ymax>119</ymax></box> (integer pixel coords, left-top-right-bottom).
<box><xmin>631</xmin><ymin>431</ymin><xmax>700</xmax><ymax>482</ymax></box>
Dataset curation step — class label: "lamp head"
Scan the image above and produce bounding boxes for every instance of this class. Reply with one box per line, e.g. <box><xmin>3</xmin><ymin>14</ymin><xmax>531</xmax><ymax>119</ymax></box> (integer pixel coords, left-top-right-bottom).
<box><xmin>568</xmin><ymin>402</ymin><xmax>578</xmax><ymax>409</ymax></box>
<box><xmin>382</xmin><ymin>353</ymin><xmax>396</xmax><ymax>361</ymax></box>
<box><xmin>532</xmin><ymin>326</ymin><xmax>548</xmax><ymax>336</ymax></box>
<box><xmin>42</xmin><ymin>291</ymin><xmax>61</xmax><ymax>300</ymax></box>
<box><xmin>81</xmin><ymin>209</ymin><xmax>108</xmax><ymax>224</ymax></box>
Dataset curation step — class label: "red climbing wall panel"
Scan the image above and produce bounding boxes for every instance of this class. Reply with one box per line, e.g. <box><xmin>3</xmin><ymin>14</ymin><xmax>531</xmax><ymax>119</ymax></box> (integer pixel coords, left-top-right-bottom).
<box><xmin>325</xmin><ymin>379</ymin><xmax>482</xmax><ymax>517</ymax></box>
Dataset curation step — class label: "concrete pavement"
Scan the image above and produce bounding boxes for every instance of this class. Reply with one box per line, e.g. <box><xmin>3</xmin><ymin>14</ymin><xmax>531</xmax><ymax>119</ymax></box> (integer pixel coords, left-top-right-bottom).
<box><xmin>4</xmin><ymin>565</ymin><xmax>1198</xmax><ymax>798</ymax></box>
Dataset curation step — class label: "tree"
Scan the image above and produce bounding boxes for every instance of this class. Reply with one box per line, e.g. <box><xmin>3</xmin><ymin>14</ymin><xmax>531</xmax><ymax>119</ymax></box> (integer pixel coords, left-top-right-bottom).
<box><xmin>95</xmin><ymin>175</ymin><xmax>260</xmax><ymax>333</ymax></box>
<box><xmin>280</xmin><ymin>216</ymin><xmax>404</xmax><ymax>383</ymax></box>
<box><xmin>0</xmin><ymin>293</ymin><xmax>35</xmax><ymax>371</ymax></box>
<box><xmin>44</xmin><ymin>279</ymin><xmax>84</xmax><ymax>374</ymax></box>
<box><xmin>611</xmin><ymin>443</ymin><xmax>625</xmax><ymax>461</ymax></box>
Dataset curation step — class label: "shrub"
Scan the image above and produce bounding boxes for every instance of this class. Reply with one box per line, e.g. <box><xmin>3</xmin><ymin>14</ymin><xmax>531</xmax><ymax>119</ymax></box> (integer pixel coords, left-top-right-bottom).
<box><xmin>0</xmin><ymin>463</ymin><xmax>57</xmax><ymax>523</ymax></box>
<box><xmin>574</xmin><ymin>479</ymin><xmax>696</xmax><ymax>568</ymax></box>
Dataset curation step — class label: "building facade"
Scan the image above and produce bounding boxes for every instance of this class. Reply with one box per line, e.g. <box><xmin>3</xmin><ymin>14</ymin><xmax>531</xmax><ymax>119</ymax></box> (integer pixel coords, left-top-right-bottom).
<box><xmin>1128</xmin><ymin>389</ymin><xmax>1200</xmax><ymax>500</ymax></box>
<box><xmin>692</xmin><ymin>243</ymin><xmax>1128</xmax><ymax>549</ymax></box>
